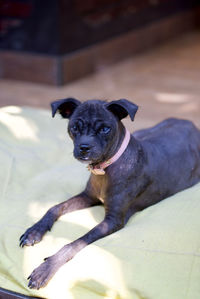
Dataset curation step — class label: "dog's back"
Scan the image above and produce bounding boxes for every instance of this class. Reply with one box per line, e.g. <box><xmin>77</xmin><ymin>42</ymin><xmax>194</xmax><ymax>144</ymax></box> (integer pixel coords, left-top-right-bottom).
<box><xmin>134</xmin><ymin>118</ymin><xmax>200</xmax><ymax>199</ymax></box>
<box><xmin>134</xmin><ymin>118</ymin><xmax>200</xmax><ymax>142</ymax></box>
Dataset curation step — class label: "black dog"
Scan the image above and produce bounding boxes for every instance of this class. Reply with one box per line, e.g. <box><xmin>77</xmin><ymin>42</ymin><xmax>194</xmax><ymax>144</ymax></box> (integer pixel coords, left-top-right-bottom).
<box><xmin>20</xmin><ymin>98</ymin><xmax>200</xmax><ymax>289</ymax></box>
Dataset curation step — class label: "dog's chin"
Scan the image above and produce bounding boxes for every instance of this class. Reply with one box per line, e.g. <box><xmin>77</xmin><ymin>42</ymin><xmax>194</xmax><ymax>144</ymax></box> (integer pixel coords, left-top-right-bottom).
<box><xmin>78</xmin><ymin>158</ymin><xmax>92</xmax><ymax>164</ymax></box>
<box><xmin>75</xmin><ymin>156</ymin><xmax>92</xmax><ymax>164</ymax></box>
<box><xmin>75</xmin><ymin>155</ymin><xmax>102</xmax><ymax>165</ymax></box>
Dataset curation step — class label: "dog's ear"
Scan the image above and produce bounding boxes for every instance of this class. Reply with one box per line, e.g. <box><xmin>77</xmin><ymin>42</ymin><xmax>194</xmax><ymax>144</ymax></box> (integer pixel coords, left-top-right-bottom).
<box><xmin>51</xmin><ymin>98</ymin><xmax>81</xmax><ymax>118</ymax></box>
<box><xmin>106</xmin><ymin>99</ymin><xmax>138</xmax><ymax>121</ymax></box>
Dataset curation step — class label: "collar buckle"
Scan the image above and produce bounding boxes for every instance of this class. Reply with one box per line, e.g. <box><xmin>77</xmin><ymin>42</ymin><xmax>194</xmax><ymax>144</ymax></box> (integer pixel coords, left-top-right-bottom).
<box><xmin>87</xmin><ymin>165</ymin><xmax>105</xmax><ymax>175</ymax></box>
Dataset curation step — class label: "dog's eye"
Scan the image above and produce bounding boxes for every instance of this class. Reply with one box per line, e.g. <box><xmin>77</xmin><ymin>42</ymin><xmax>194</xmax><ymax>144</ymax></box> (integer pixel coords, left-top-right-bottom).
<box><xmin>73</xmin><ymin>124</ymin><xmax>78</xmax><ymax>131</ymax></box>
<box><xmin>71</xmin><ymin>124</ymin><xmax>78</xmax><ymax>134</ymax></box>
<box><xmin>99</xmin><ymin>126</ymin><xmax>111</xmax><ymax>134</ymax></box>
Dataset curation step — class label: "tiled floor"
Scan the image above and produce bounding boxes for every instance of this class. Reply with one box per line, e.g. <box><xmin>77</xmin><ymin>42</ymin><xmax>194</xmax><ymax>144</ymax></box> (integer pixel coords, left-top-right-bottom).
<box><xmin>0</xmin><ymin>30</ymin><xmax>200</xmax><ymax>132</ymax></box>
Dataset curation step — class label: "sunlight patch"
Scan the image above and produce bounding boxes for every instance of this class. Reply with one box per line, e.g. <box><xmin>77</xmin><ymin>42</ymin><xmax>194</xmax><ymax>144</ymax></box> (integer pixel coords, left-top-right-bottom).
<box><xmin>156</xmin><ymin>92</ymin><xmax>190</xmax><ymax>104</ymax></box>
<box><xmin>0</xmin><ymin>107</ymin><xmax>39</xmax><ymax>141</ymax></box>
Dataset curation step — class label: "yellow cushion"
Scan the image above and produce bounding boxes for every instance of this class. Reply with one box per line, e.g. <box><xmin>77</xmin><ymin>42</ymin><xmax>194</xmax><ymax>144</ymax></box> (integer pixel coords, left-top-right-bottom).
<box><xmin>0</xmin><ymin>106</ymin><xmax>200</xmax><ymax>299</ymax></box>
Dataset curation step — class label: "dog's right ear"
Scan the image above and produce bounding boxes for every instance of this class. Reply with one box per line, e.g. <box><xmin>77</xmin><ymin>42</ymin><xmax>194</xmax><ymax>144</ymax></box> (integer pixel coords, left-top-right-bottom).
<box><xmin>51</xmin><ymin>98</ymin><xmax>81</xmax><ymax>118</ymax></box>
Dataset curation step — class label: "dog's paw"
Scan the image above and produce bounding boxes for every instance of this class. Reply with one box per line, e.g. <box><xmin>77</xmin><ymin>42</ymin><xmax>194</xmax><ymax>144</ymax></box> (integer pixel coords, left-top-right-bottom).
<box><xmin>19</xmin><ymin>224</ymin><xmax>44</xmax><ymax>247</ymax></box>
<box><xmin>27</xmin><ymin>257</ymin><xmax>59</xmax><ymax>289</ymax></box>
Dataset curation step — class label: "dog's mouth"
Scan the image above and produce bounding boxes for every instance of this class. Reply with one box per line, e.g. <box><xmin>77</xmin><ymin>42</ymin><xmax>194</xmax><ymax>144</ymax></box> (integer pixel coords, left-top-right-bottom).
<box><xmin>75</xmin><ymin>152</ymin><xmax>104</xmax><ymax>166</ymax></box>
<box><xmin>77</xmin><ymin>156</ymin><xmax>93</xmax><ymax>164</ymax></box>
<box><xmin>73</xmin><ymin>145</ymin><xmax>105</xmax><ymax>166</ymax></box>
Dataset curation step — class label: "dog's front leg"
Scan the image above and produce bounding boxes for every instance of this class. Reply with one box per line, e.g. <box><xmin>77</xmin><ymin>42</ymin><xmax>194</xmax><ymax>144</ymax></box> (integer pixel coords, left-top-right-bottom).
<box><xmin>20</xmin><ymin>192</ymin><xmax>101</xmax><ymax>247</ymax></box>
<box><xmin>27</xmin><ymin>213</ymin><xmax>124</xmax><ymax>289</ymax></box>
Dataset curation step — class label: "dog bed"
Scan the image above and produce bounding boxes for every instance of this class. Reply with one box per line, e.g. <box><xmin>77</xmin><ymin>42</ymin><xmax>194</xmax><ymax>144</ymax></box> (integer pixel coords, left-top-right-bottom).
<box><xmin>0</xmin><ymin>106</ymin><xmax>200</xmax><ymax>299</ymax></box>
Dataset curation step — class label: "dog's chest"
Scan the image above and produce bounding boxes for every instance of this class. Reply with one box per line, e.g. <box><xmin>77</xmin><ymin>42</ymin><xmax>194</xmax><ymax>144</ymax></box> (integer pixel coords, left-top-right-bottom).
<box><xmin>89</xmin><ymin>174</ymin><xmax>108</xmax><ymax>203</ymax></box>
<box><xmin>98</xmin><ymin>196</ymin><xmax>105</xmax><ymax>203</ymax></box>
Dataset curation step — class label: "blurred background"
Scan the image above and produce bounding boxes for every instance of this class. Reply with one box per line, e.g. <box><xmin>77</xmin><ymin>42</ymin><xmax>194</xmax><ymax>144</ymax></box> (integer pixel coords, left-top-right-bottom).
<box><xmin>0</xmin><ymin>0</ymin><xmax>200</xmax><ymax>130</ymax></box>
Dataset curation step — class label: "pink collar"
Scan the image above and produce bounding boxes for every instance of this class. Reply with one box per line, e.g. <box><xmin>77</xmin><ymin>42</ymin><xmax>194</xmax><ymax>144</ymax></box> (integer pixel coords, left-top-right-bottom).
<box><xmin>88</xmin><ymin>129</ymin><xmax>131</xmax><ymax>175</ymax></box>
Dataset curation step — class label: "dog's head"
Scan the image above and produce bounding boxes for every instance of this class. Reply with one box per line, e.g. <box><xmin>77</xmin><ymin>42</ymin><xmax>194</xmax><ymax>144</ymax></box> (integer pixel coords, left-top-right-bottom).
<box><xmin>51</xmin><ymin>98</ymin><xmax>138</xmax><ymax>164</ymax></box>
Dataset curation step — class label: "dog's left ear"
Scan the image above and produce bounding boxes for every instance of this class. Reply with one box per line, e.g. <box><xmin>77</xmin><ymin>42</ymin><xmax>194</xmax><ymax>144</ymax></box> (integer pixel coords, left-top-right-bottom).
<box><xmin>51</xmin><ymin>98</ymin><xmax>81</xmax><ymax>118</ymax></box>
<box><xmin>106</xmin><ymin>99</ymin><xmax>138</xmax><ymax>121</ymax></box>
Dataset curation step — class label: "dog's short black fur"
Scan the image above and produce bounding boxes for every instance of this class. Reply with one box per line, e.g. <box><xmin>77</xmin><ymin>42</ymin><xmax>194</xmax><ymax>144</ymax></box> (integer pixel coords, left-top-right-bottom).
<box><xmin>20</xmin><ymin>98</ymin><xmax>200</xmax><ymax>289</ymax></box>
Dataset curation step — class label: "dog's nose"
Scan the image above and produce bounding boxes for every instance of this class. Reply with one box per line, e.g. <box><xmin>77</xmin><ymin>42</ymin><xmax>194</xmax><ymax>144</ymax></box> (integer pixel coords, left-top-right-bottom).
<box><xmin>79</xmin><ymin>144</ymin><xmax>91</xmax><ymax>155</ymax></box>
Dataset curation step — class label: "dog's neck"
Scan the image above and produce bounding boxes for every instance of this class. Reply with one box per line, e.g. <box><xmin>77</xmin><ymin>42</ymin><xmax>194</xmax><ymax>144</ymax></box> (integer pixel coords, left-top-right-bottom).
<box><xmin>88</xmin><ymin>127</ymin><xmax>131</xmax><ymax>175</ymax></box>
